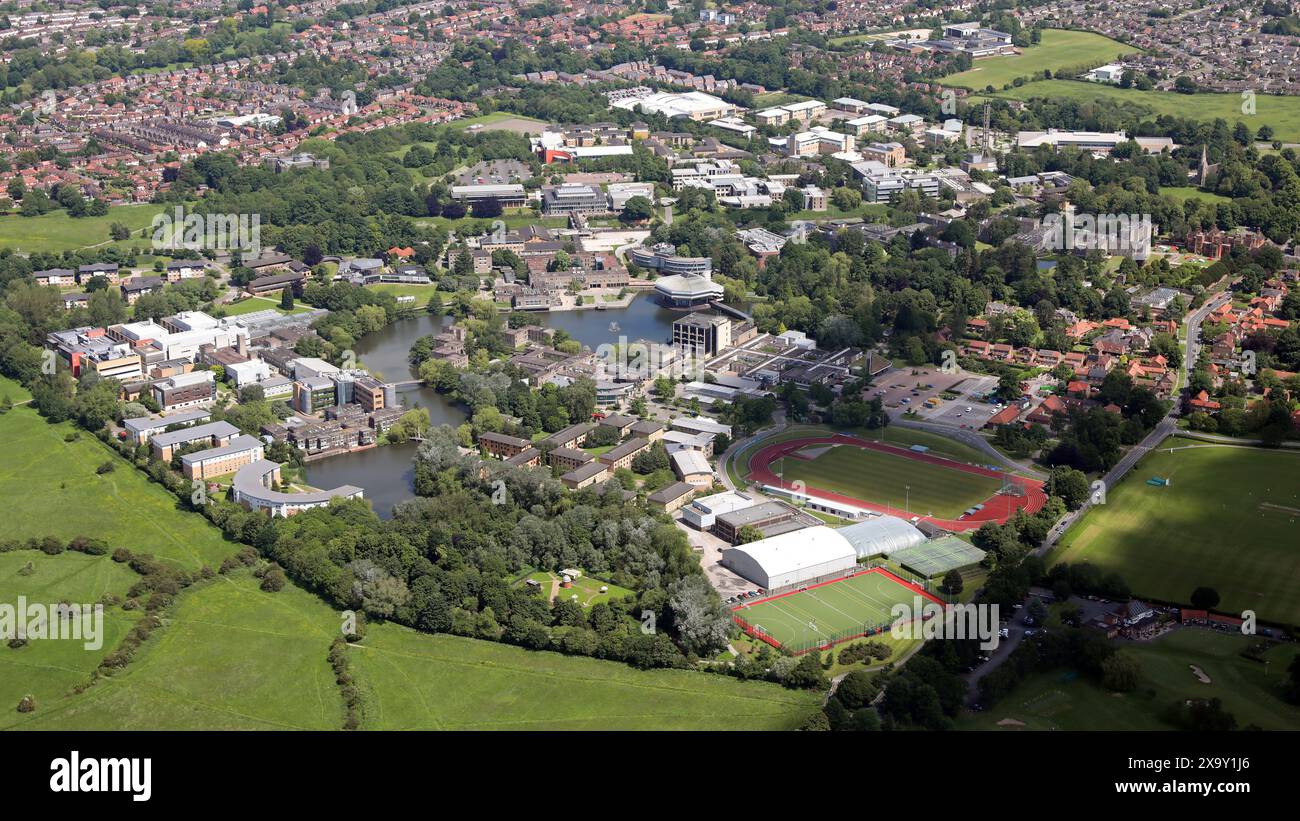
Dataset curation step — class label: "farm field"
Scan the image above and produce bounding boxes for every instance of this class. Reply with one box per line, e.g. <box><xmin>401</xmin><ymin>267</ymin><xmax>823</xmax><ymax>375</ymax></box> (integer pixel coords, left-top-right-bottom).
<box><xmin>0</xmin><ymin>406</ymin><xmax>235</xmax><ymax>571</ymax></box>
<box><xmin>1052</xmin><ymin>443</ymin><xmax>1300</xmax><ymax>625</ymax></box>
<box><xmin>347</xmin><ymin>622</ymin><xmax>822</xmax><ymax>730</ymax></box>
<box><xmin>941</xmin><ymin>29</ymin><xmax>1138</xmax><ymax>90</ymax></box>
<box><xmin>8</xmin><ymin>573</ymin><xmax>347</xmax><ymax>730</ymax></box>
<box><xmin>985</xmin><ymin>79</ymin><xmax>1300</xmax><ymax>144</ymax></box>
<box><xmin>0</xmin><ymin>551</ymin><xmax>141</xmax><ymax>721</ymax></box>
<box><xmin>779</xmin><ymin>443</ymin><xmax>1002</xmax><ymax>519</ymax></box>
<box><xmin>0</xmin><ymin>204</ymin><xmax>167</xmax><ymax>253</ymax></box>
<box><xmin>958</xmin><ymin>629</ymin><xmax>1300</xmax><ymax>730</ymax></box>
<box><xmin>732</xmin><ymin>569</ymin><xmax>936</xmax><ymax>652</ymax></box>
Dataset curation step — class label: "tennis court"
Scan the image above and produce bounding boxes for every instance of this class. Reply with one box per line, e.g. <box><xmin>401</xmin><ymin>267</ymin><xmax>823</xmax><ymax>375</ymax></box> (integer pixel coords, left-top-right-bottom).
<box><xmin>891</xmin><ymin>536</ymin><xmax>987</xmax><ymax>578</ymax></box>
<box><xmin>732</xmin><ymin>568</ymin><xmax>942</xmax><ymax>653</ymax></box>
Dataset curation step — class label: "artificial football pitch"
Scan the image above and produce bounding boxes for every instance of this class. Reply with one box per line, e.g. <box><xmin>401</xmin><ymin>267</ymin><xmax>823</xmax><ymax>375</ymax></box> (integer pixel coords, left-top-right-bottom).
<box><xmin>1053</xmin><ymin>444</ymin><xmax>1300</xmax><ymax>625</ymax></box>
<box><xmin>779</xmin><ymin>444</ymin><xmax>1002</xmax><ymax>519</ymax></box>
<box><xmin>732</xmin><ymin>570</ymin><xmax>935</xmax><ymax>652</ymax></box>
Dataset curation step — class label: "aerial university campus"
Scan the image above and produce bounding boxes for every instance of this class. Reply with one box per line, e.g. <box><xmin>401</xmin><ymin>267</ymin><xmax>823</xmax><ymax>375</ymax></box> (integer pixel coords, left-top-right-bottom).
<box><xmin>2</xmin><ymin>0</ymin><xmax>1300</xmax><ymax>761</ymax></box>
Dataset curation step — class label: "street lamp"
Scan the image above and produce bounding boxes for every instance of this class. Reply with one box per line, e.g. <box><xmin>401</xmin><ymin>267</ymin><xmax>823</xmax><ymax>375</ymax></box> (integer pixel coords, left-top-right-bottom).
<box><xmin>905</xmin><ymin>485</ymin><xmax>910</xmax><ymax>514</ymax></box>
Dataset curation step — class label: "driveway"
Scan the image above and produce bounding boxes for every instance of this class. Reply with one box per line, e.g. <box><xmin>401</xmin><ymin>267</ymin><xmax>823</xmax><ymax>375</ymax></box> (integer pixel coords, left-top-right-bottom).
<box><xmin>678</xmin><ymin>517</ymin><xmax>756</xmax><ymax>599</ymax></box>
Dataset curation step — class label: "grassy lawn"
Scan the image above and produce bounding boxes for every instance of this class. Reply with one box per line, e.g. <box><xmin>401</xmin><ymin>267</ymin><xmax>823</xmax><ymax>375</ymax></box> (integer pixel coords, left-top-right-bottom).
<box><xmin>366</xmin><ymin>283</ymin><xmax>444</xmax><ymax>306</ymax></box>
<box><xmin>824</xmin><ymin>631</ymin><xmax>922</xmax><ymax>677</ymax></box>
<box><xmin>1160</xmin><ymin>186</ymin><xmax>1232</xmax><ymax>205</ymax></box>
<box><xmin>9</xmin><ymin>573</ymin><xmax>347</xmax><ymax>730</ymax></box>
<box><xmin>0</xmin><ymin>374</ymin><xmax>32</xmax><ymax>404</ymax></box>
<box><xmin>779</xmin><ymin>443</ymin><xmax>1002</xmax><ymax>519</ymax></box>
<box><xmin>217</xmin><ymin>295</ymin><xmax>312</xmax><ymax>316</ymax></box>
<box><xmin>751</xmin><ymin>91</ymin><xmax>811</xmax><ymax>108</ymax></box>
<box><xmin>0</xmin><ymin>204</ymin><xmax>167</xmax><ymax>253</ymax></box>
<box><xmin>517</xmin><ymin>570</ymin><xmax>635</xmax><ymax>607</ymax></box>
<box><xmin>941</xmin><ymin>29</ymin><xmax>1139</xmax><ymax>90</ymax></box>
<box><xmin>347</xmin><ymin>621</ymin><xmax>821</xmax><ymax>730</ymax></box>
<box><xmin>849</xmin><ymin>425</ymin><xmax>995</xmax><ymax>467</ymax></box>
<box><xmin>984</xmin><ymin>79</ymin><xmax>1300</xmax><ymax>144</ymax></box>
<box><xmin>448</xmin><ymin>112</ymin><xmax>549</xmax><ymax>132</ymax></box>
<box><xmin>1052</xmin><ymin>442</ymin><xmax>1300</xmax><ymax>625</ymax></box>
<box><xmin>958</xmin><ymin>629</ymin><xmax>1300</xmax><ymax>730</ymax></box>
<box><xmin>0</xmin><ymin>550</ymin><xmax>141</xmax><ymax>720</ymax></box>
<box><xmin>0</xmin><ymin>405</ymin><xmax>235</xmax><ymax>571</ymax></box>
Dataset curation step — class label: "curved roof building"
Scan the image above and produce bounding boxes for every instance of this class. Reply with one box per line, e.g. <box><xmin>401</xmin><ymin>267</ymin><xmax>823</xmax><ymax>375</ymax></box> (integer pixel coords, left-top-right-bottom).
<box><xmin>837</xmin><ymin>515</ymin><xmax>927</xmax><ymax>558</ymax></box>
<box><xmin>653</xmin><ymin>273</ymin><xmax>725</xmax><ymax>308</ymax></box>
<box><xmin>723</xmin><ymin>526</ymin><xmax>857</xmax><ymax>589</ymax></box>
<box><xmin>232</xmin><ymin>459</ymin><xmax>364</xmax><ymax>517</ymax></box>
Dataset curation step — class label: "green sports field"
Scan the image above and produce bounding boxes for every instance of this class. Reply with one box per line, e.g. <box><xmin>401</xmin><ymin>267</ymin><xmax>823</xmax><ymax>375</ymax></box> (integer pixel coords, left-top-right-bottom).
<box><xmin>733</xmin><ymin>570</ymin><xmax>928</xmax><ymax>652</ymax></box>
<box><xmin>1053</xmin><ymin>443</ymin><xmax>1300</xmax><ymax>625</ymax></box>
<box><xmin>941</xmin><ymin>29</ymin><xmax>1138</xmax><ymax>90</ymax></box>
<box><xmin>779</xmin><ymin>444</ymin><xmax>1001</xmax><ymax>519</ymax></box>
<box><xmin>985</xmin><ymin>79</ymin><xmax>1300</xmax><ymax>144</ymax></box>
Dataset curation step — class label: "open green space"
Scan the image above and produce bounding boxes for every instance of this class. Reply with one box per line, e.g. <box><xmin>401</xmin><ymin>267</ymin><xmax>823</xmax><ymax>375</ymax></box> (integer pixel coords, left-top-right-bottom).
<box><xmin>447</xmin><ymin>111</ymin><xmax>549</xmax><ymax>132</ymax></box>
<box><xmin>516</xmin><ymin>570</ymin><xmax>635</xmax><ymax>607</ymax></box>
<box><xmin>0</xmin><ymin>374</ymin><xmax>32</xmax><ymax>404</ymax></box>
<box><xmin>984</xmin><ymin>79</ymin><xmax>1300</xmax><ymax>144</ymax></box>
<box><xmin>348</xmin><ymin>622</ymin><xmax>821</xmax><ymax>730</ymax></box>
<box><xmin>941</xmin><ymin>29</ymin><xmax>1139</xmax><ymax>90</ymax></box>
<box><xmin>0</xmin><ymin>405</ymin><xmax>235</xmax><ymax>571</ymax></box>
<box><xmin>1052</xmin><ymin>442</ymin><xmax>1300</xmax><ymax>625</ymax></box>
<box><xmin>0</xmin><ymin>204</ymin><xmax>167</xmax><ymax>253</ymax></box>
<box><xmin>8</xmin><ymin>573</ymin><xmax>346</xmax><ymax>730</ymax></box>
<box><xmin>958</xmin><ymin>628</ymin><xmax>1300</xmax><ymax>730</ymax></box>
<box><xmin>1160</xmin><ymin>186</ymin><xmax>1232</xmax><ymax>205</ymax></box>
<box><xmin>218</xmin><ymin>295</ymin><xmax>312</xmax><ymax>316</ymax></box>
<box><xmin>779</xmin><ymin>443</ymin><xmax>1002</xmax><ymax>519</ymax></box>
<box><xmin>0</xmin><ymin>551</ymin><xmax>141</xmax><ymax>719</ymax></box>
<box><xmin>733</xmin><ymin>570</ymin><xmax>926</xmax><ymax>652</ymax></box>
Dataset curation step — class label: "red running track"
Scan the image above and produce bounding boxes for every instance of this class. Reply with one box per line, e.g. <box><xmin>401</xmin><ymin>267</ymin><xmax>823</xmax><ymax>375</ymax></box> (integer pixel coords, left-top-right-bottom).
<box><xmin>745</xmin><ymin>433</ymin><xmax>1046</xmax><ymax>532</ymax></box>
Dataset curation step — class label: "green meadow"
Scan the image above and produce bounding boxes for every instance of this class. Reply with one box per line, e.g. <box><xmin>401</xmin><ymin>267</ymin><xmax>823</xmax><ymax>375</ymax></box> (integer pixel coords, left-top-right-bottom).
<box><xmin>941</xmin><ymin>30</ymin><xmax>1138</xmax><ymax>90</ymax></box>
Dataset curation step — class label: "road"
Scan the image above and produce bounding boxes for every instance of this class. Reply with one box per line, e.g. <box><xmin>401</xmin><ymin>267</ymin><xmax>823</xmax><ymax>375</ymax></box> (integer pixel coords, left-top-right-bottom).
<box><xmin>1038</xmin><ymin>289</ymin><xmax>1232</xmax><ymax>554</ymax></box>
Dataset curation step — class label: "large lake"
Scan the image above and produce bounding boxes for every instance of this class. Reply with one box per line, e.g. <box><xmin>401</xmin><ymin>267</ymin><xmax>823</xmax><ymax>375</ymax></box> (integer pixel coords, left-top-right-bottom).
<box><xmin>305</xmin><ymin>295</ymin><xmax>682</xmax><ymax>517</ymax></box>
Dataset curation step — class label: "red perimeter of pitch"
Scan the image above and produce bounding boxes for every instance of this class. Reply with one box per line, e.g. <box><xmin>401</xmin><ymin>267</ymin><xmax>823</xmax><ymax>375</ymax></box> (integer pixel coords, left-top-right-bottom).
<box><xmin>745</xmin><ymin>434</ymin><xmax>1046</xmax><ymax>532</ymax></box>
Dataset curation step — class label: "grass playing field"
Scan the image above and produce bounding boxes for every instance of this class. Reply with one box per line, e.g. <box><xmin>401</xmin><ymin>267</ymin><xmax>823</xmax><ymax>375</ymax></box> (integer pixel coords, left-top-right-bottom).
<box><xmin>779</xmin><ymin>444</ymin><xmax>1002</xmax><ymax>520</ymax></box>
<box><xmin>347</xmin><ymin>622</ymin><xmax>822</xmax><ymax>730</ymax></box>
<box><xmin>941</xmin><ymin>29</ymin><xmax>1139</xmax><ymax>90</ymax></box>
<box><xmin>733</xmin><ymin>570</ymin><xmax>930</xmax><ymax>652</ymax></box>
<box><xmin>957</xmin><ymin>628</ymin><xmax>1300</xmax><ymax>730</ymax></box>
<box><xmin>1052</xmin><ymin>443</ymin><xmax>1300</xmax><ymax>625</ymax></box>
<box><xmin>983</xmin><ymin>79</ymin><xmax>1300</xmax><ymax>144</ymax></box>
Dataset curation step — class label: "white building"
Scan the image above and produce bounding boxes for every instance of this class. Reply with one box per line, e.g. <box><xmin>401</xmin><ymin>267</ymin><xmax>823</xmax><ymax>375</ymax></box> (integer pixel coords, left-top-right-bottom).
<box><xmin>682</xmin><ymin>490</ymin><xmax>756</xmax><ymax>529</ymax></box>
<box><xmin>723</xmin><ymin>526</ymin><xmax>858</xmax><ymax>589</ymax></box>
